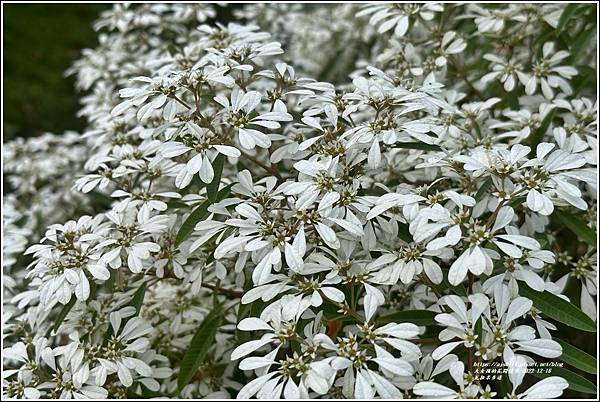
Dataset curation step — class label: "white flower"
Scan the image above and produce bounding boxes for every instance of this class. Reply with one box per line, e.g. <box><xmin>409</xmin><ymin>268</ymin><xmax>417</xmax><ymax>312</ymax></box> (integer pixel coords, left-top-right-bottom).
<box><xmin>507</xmin><ymin>355</ymin><xmax>568</xmax><ymax>399</ymax></box>
<box><xmin>111</xmin><ymin>76</ymin><xmax>184</xmax><ymax>120</ymax></box>
<box><xmin>232</xmin><ymin>295</ymin><xmax>311</xmax><ymax>361</ymax></box>
<box><xmin>159</xmin><ymin>122</ymin><xmax>242</xmax><ymax>187</ymax></box>
<box><xmin>367</xmin><ymin>242</ymin><xmax>444</xmax><ymax>286</ymax></box>
<box><xmin>481</xmin><ymin>54</ymin><xmax>524</xmax><ymax>92</ymax></box>
<box><xmin>448</xmin><ymin>206</ymin><xmax>542</xmax><ymax>286</ymax></box>
<box><xmin>93</xmin><ymin>315</ymin><xmax>153</xmax><ymax>387</ymax></box>
<box><xmin>431</xmin><ymin>294</ymin><xmax>489</xmax><ymax>359</ymax></box>
<box><xmin>214</xmin><ymin>88</ymin><xmax>292</xmax><ymax>150</ymax></box>
<box><xmin>357</xmin><ymin>3</ymin><xmax>443</xmax><ymax>37</ymax></box>
<box><xmin>434</xmin><ymin>31</ymin><xmax>467</xmax><ymax>67</ymax></box>
<box><xmin>519</xmin><ymin>42</ymin><xmax>578</xmax><ymax>99</ymax></box>
<box><xmin>413</xmin><ymin>361</ymin><xmax>479</xmax><ymax>398</ymax></box>
<box><xmin>96</xmin><ymin>206</ymin><xmax>169</xmax><ymax>273</ymax></box>
<box><xmin>522</xmin><ymin>143</ymin><xmax>589</xmax><ymax>215</ymax></box>
<box><xmin>491</xmin><ymin>103</ymin><xmax>555</xmax><ymax>142</ymax></box>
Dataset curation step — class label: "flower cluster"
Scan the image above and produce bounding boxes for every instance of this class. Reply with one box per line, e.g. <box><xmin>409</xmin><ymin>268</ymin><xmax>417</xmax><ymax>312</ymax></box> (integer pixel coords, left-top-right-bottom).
<box><xmin>3</xmin><ymin>3</ymin><xmax>597</xmax><ymax>400</ymax></box>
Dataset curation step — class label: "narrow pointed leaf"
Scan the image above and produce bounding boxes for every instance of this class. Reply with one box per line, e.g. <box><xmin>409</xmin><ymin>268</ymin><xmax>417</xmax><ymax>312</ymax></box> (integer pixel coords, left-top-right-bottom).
<box><xmin>474</xmin><ymin>178</ymin><xmax>492</xmax><ymax>201</ymax></box>
<box><xmin>177</xmin><ymin>309</ymin><xmax>222</xmax><ymax>392</ymax></box>
<box><xmin>532</xmin><ymin>366</ymin><xmax>597</xmax><ymax>394</ymax></box>
<box><xmin>394</xmin><ymin>142</ymin><xmax>441</xmax><ymax>151</ymax></box>
<box><xmin>555</xmin><ymin>338</ymin><xmax>597</xmax><ymax>374</ymax></box>
<box><xmin>47</xmin><ymin>297</ymin><xmax>76</xmax><ymax>336</ymax></box>
<box><xmin>175</xmin><ymin>182</ymin><xmax>235</xmax><ymax>246</ymax></box>
<box><xmin>553</xmin><ymin>210</ymin><xmax>596</xmax><ymax>246</ymax></box>
<box><xmin>131</xmin><ymin>283</ymin><xmax>147</xmax><ymax>315</ymax></box>
<box><xmin>175</xmin><ymin>199</ymin><xmax>212</xmax><ymax>247</ymax></box>
<box><xmin>207</xmin><ymin>153</ymin><xmax>225</xmax><ymax>202</ymax></box>
<box><xmin>519</xmin><ymin>282</ymin><xmax>596</xmax><ymax>332</ymax></box>
<box><xmin>557</xmin><ymin>4</ymin><xmax>578</xmax><ymax>34</ymax></box>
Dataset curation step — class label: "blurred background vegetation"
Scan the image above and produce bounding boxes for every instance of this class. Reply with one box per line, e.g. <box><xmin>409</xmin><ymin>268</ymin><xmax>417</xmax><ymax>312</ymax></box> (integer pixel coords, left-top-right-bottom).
<box><xmin>3</xmin><ymin>4</ymin><xmax>246</xmax><ymax>142</ymax></box>
<box><xmin>3</xmin><ymin>4</ymin><xmax>110</xmax><ymax>141</ymax></box>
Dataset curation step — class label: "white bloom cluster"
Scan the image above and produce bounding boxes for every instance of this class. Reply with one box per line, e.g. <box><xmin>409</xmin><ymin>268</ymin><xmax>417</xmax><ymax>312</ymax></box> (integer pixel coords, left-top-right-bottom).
<box><xmin>3</xmin><ymin>3</ymin><xmax>597</xmax><ymax>400</ymax></box>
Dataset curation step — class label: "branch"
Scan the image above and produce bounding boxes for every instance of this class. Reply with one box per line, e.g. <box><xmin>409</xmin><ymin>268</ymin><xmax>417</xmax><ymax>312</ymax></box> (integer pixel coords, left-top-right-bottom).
<box><xmin>243</xmin><ymin>152</ymin><xmax>284</xmax><ymax>181</ymax></box>
<box><xmin>201</xmin><ymin>282</ymin><xmax>243</xmax><ymax>298</ymax></box>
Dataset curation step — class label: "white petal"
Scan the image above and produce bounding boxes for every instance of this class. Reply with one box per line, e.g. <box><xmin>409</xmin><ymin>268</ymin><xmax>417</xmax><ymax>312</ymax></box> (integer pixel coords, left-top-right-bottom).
<box><xmin>432</xmin><ymin>341</ymin><xmax>462</xmax><ymax>360</ymax></box>
<box><xmin>75</xmin><ymin>270</ymin><xmax>90</xmax><ymax>301</ymax></box>
<box><xmin>321</xmin><ymin>287</ymin><xmax>345</xmax><ymax>303</ymax></box>
<box><xmin>508</xmin><ymin>355</ymin><xmax>527</xmax><ymax>391</ymax></box>
<box><xmin>237</xmin><ymin>372</ymin><xmax>278</xmax><ymax>399</ymax></box>
<box><xmin>448</xmin><ymin>249</ymin><xmax>470</xmax><ymax>286</ymax></box>
<box><xmin>283</xmin><ymin>379</ymin><xmax>300</xmax><ymax>399</ymax></box>
<box><xmin>363</xmin><ymin>283</ymin><xmax>385</xmax><ymax>322</ymax></box>
<box><xmin>230</xmin><ymin>336</ymin><xmax>275</xmax><ymax>360</ymax></box>
<box><xmin>522</xmin><ymin>377</ymin><xmax>568</xmax><ymax>399</ymax></box>
<box><xmin>496</xmin><ymin>235</ymin><xmax>540</xmax><ymax>250</ymax></box>
<box><xmin>315</xmin><ymin>222</ymin><xmax>340</xmax><ymax>249</ymax></box>
<box><xmin>237</xmin><ymin>317</ymin><xmax>273</xmax><ymax>332</ymax></box>
<box><xmin>199</xmin><ymin>156</ymin><xmax>214</xmax><ymax>183</ymax></box>
<box><xmin>368</xmin><ymin>140</ymin><xmax>381</xmax><ymax>169</ymax></box>
<box><xmin>492</xmin><ymin>206</ymin><xmax>515</xmax><ymax>232</ymax></box>
<box><xmin>213</xmin><ymin>144</ymin><xmax>241</xmax><ymax>157</ymax></box>
<box><xmin>516</xmin><ymin>339</ymin><xmax>562</xmax><ymax>358</ymax></box>
<box><xmin>239</xmin><ymin>356</ymin><xmax>275</xmax><ymax>371</ymax></box>
<box><xmin>413</xmin><ymin>381</ymin><xmax>456</xmax><ymax>397</ymax></box>
<box><xmin>285</xmin><ymin>242</ymin><xmax>304</xmax><ymax>272</ymax></box>
<box><xmin>373</xmin><ymin>357</ymin><xmax>414</xmax><ymax>376</ymax></box>
<box><xmin>504</xmin><ymin>297</ymin><xmax>533</xmax><ymax>324</ymax></box>
<box><xmin>354</xmin><ymin>370</ymin><xmax>375</xmax><ymax>399</ymax></box>
<box><xmin>214</xmin><ymin>236</ymin><xmax>252</xmax><ymax>259</ymax></box>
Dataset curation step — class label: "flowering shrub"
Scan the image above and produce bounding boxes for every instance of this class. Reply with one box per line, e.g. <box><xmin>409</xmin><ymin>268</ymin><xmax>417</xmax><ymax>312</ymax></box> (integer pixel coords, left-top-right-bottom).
<box><xmin>2</xmin><ymin>3</ymin><xmax>598</xmax><ymax>399</ymax></box>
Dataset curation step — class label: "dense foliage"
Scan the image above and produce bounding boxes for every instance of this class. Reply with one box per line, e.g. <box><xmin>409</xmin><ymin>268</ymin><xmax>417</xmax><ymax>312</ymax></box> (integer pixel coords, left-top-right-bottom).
<box><xmin>2</xmin><ymin>3</ymin><xmax>597</xmax><ymax>399</ymax></box>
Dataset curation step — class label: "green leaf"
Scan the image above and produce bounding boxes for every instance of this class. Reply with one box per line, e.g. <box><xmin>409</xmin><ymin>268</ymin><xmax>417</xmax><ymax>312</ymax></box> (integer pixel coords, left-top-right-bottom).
<box><xmin>166</xmin><ymin>200</ymin><xmax>190</xmax><ymax>210</ymax></box>
<box><xmin>377</xmin><ymin>310</ymin><xmax>438</xmax><ymax>326</ymax></box>
<box><xmin>177</xmin><ymin>309</ymin><xmax>222</xmax><ymax>392</ymax></box>
<box><xmin>532</xmin><ymin>366</ymin><xmax>597</xmax><ymax>394</ymax></box>
<box><xmin>519</xmin><ymin>282</ymin><xmax>596</xmax><ymax>332</ymax></box>
<box><xmin>527</xmin><ymin>108</ymin><xmax>556</xmax><ymax>152</ymax></box>
<box><xmin>207</xmin><ymin>153</ymin><xmax>225</xmax><ymax>202</ymax></box>
<box><xmin>554</xmin><ymin>210</ymin><xmax>597</xmax><ymax>246</ymax></box>
<box><xmin>131</xmin><ymin>283</ymin><xmax>147</xmax><ymax>315</ymax></box>
<box><xmin>174</xmin><ymin>182</ymin><xmax>235</xmax><ymax>247</ymax></box>
<box><xmin>175</xmin><ymin>199</ymin><xmax>212</xmax><ymax>246</ymax></box>
<box><xmin>508</xmin><ymin>195</ymin><xmax>526</xmax><ymax>208</ymax></box>
<box><xmin>555</xmin><ymin>338</ymin><xmax>597</xmax><ymax>374</ymax></box>
<box><xmin>398</xmin><ymin>222</ymin><xmax>412</xmax><ymax>243</ymax></box>
<box><xmin>318</xmin><ymin>47</ymin><xmax>346</xmax><ymax>82</ymax></box>
<box><xmin>568</xmin><ymin>25</ymin><xmax>596</xmax><ymax>63</ymax></box>
<box><xmin>475</xmin><ymin>316</ymin><xmax>483</xmax><ymax>346</ymax></box>
<box><xmin>496</xmin><ymin>371</ymin><xmax>512</xmax><ymax>396</ymax></box>
<box><xmin>236</xmin><ymin>300</ymin><xmax>267</xmax><ymax>344</ymax></box>
<box><xmin>557</xmin><ymin>4</ymin><xmax>579</xmax><ymax>34</ymax></box>
<box><xmin>46</xmin><ymin>297</ymin><xmax>76</xmax><ymax>336</ymax></box>
<box><xmin>558</xmin><ymin>339</ymin><xmax>598</xmax><ymax>375</ymax></box>
<box><xmin>572</xmin><ymin>66</ymin><xmax>597</xmax><ymax>96</ymax></box>
<box><xmin>88</xmin><ymin>190</ymin><xmax>113</xmax><ymax>209</ymax></box>
<box><xmin>500</xmin><ymin>84</ymin><xmax>521</xmax><ymax>109</ymax></box>
<box><xmin>474</xmin><ymin>178</ymin><xmax>492</xmax><ymax>201</ymax></box>
<box><xmin>393</xmin><ymin>142</ymin><xmax>442</xmax><ymax>152</ymax></box>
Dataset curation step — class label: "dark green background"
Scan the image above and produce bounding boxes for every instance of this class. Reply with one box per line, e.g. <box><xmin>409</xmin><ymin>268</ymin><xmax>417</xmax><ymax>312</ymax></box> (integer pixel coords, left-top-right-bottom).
<box><xmin>2</xmin><ymin>4</ymin><xmax>245</xmax><ymax>141</ymax></box>
<box><xmin>3</xmin><ymin>4</ymin><xmax>109</xmax><ymax>141</ymax></box>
